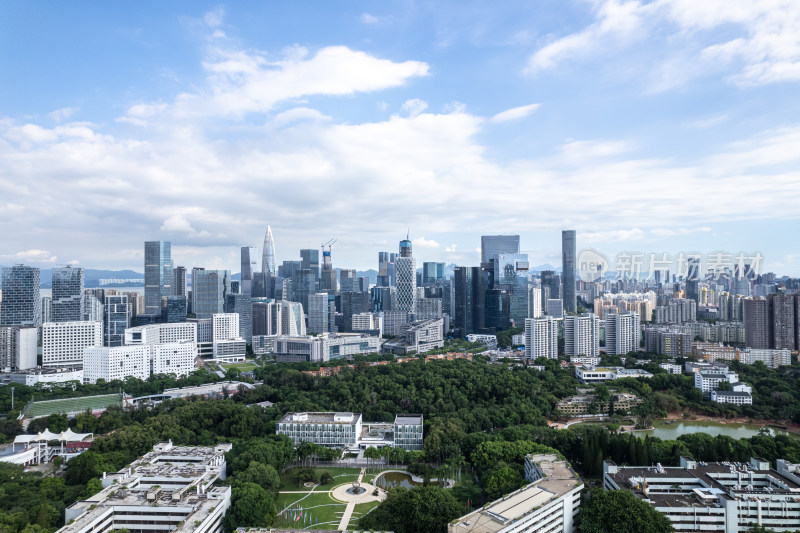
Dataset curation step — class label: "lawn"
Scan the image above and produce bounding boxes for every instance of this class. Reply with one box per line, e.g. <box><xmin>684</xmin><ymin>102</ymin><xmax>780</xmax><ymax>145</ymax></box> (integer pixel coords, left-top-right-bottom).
<box><xmin>280</xmin><ymin>466</ymin><xmax>362</xmax><ymax>491</ymax></box>
<box><xmin>275</xmin><ymin>491</ymin><xmax>347</xmax><ymax>530</ymax></box>
<box><xmin>349</xmin><ymin>501</ymin><xmax>381</xmax><ymax>529</ymax></box>
<box><xmin>220</xmin><ymin>361</ymin><xmax>259</xmax><ymax>371</ymax></box>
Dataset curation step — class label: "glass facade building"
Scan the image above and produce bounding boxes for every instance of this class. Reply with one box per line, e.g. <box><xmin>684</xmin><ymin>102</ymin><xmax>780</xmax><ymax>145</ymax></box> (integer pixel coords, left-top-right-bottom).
<box><xmin>562</xmin><ymin>230</ymin><xmax>577</xmax><ymax>313</ymax></box>
<box><xmin>0</xmin><ymin>266</ymin><xmax>41</xmax><ymax>328</ymax></box>
<box><xmin>52</xmin><ymin>266</ymin><xmax>84</xmax><ymax>322</ymax></box>
<box><xmin>191</xmin><ymin>269</ymin><xmax>231</xmax><ymax>319</ymax></box>
<box><xmin>144</xmin><ymin>241</ymin><xmax>173</xmax><ymax>315</ymax></box>
<box><xmin>105</xmin><ymin>294</ymin><xmax>129</xmax><ymax>347</ymax></box>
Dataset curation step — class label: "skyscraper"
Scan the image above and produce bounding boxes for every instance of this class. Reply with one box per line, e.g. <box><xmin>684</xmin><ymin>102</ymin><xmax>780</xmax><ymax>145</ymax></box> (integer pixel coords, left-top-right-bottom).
<box><xmin>52</xmin><ymin>266</ymin><xmax>84</xmax><ymax>322</ymax></box>
<box><xmin>769</xmin><ymin>293</ymin><xmax>796</xmax><ymax>350</ymax></box>
<box><xmin>605</xmin><ymin>311</ymin><xmax>641</xmax><ymax>355</ymax></box>
<box><xmin>173</xmin><ymin>266</ymin><xmax>187</xmax><ymax>297</ymax></box>
<box><xmin>0</xmin><ymin>265</ymin><xmax>41</xmax><ymax>327</ymax></box>
<box><xmin>481</xmin><ymin>235</ymin><xmax>520</xmax><ymax>265</ymax></box>
<box><xmin>262</xmin><ymin>225</ymin><xmax>276</xmax><ymax>275</ymax></box>
<box><xmin>685</xmin><ymin>257</ymin><xmax>700</xmax><ymax>303</ymax></box>
<box><xmin>395</xmin><ymin>236</ymin><xmax>416</xmax><ymax>314</ymax></box>
<box><xmin>562</xmin><ymin>230</ymin><xmax>577</xmax><ymax>313</ymax></box>
<box><xmin>300</xmin><ymin>249</ymin><xmax>320</xmax><ymax>285</ymax></box>
<box><xmin>308</xmin><ymin>292</ymin><xmax>330</xmax><ymax>334</ymax></box>
<box><xmin>144</xmin><ymin>241</ymin><xmax>173</xmax><ymax>315</ymax></box>
<box><xmin>321</xmin><ymin>246</ymin><xmax>337</xmax><ymax>292</ymax></box>
<box><xmin>240</xmin><ymin>246</ymin><xmax>258</xmax><ymax>296</ymax></box>
<box><xmin>191</xmin><ymin>268</ymin><xmax>231</xmax><ymax>319</ymax></box>
<box><xmin>105</xmin><ymin>294</ymin><xmax>129</xmax><ymax>347</ymax></box>
<box><xmin>422</xmin><ymin>262</ymin><xmax>446</xmax><ymax>285</ymax></box>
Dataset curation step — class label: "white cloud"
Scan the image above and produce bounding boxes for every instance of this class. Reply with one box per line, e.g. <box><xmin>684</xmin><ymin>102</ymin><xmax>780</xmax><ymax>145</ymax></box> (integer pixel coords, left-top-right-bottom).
<box><xmin>687</xmin><ymin>114</ymin><xmax>729</xmax><ymax>129</ymax></box>
<box><xmin>153</xmin><ymin>45</ymin><xmax>430</xmax><ymax>119</ymax></box>
<box><xmin>401</xmin><ymin>99</ymin><xmax>429</xmax><ymax>117</ymax></box>
<box><xmin>361</xmin><ymin>13</ymin><xmax>379</xmax><ymax>25</ymax></box>
<box><xmin>445</xmin><ymin>244</ymin><xmax>458</xmax><ymax>253</ymax></box>
<box><xmin>272</xmin><ymin>107</ymin><xmax>331</xmax><ymax>127</ymax></box>
<box><xmin>651</xmin><ymin>227</ymin><xmax>712</xmax><ymax>237</ymax></box>
<box><xmin>49</xmin><ymin>107</ymin><xmax>78</xmax><ymax>122</ymax></box>
<box><xmin>582</xmin><ymin>229</ymin><xmax>646</xmax><ymax>242</ymax></box>
<box><xmin>8</xmin><ymin>249</ymin><xmax>58</xmax><ymax>263</ymax></box>
<box><xmin>489</xmin><ymin>103</ymin><xmax>540</xmax><ymax>123</ymax></box>
<box><xmin>526</xmin><ymin>0</ymin><xmax>800</xmax><ymax>89</ymax></box>
<box><xmin>413</xmin><ymin>237</ymin><xmax>440</xmax><ymax>248</ymax></box>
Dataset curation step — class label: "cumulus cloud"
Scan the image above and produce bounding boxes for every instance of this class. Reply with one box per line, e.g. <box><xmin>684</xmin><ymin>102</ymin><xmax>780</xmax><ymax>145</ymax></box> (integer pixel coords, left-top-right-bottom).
<box><xmin>413</xmin><ymin>237</ymin><xmax>440</xmax><ymax>248</ymax></box>
<box><xmin>6</xmin><ymin>249</ymin><xmax>59</xmax><ymax>263</ymax></box>
<box><xmin>49</xmin><ymin>107</ymin><xmax>78</xmax><ymax>122</ymax></box>
<box><xmin>526</xmin><ymin>0</ymin><xmax>800</xmax><ymax>89</ymax></box>
<box><xmin>489</xmin><ymin>103</ymin><xmax>540</xmax><ymax>123</ymax></box>
<box><xmin>400</xmin><ymin>99</ymin><xmax>429</xmax><ymax>117</ymax></box>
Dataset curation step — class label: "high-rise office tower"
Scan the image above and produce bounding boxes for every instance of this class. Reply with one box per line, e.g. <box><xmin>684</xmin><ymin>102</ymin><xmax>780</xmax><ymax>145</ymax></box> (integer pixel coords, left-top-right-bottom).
<box><xmin>291</xmin><ymin>268</ymin><xmax>316</xmax><ymax>311</ymax></box>
<box><xmin>422</xmin><ymin>262</ymin><xmax>445</xmax><ymax>285</ymax></box>
<box><xmin>0</xmin><ymin>265</ymin><xmax>41</xmax><ymax>327</ymax></box>
<box><xmin>494</xmin><ymin>253</ymin><xmax>529</xmax><ymax>327</ymax></box>
<box><xmin>104</xmin><ymin>294</ymin><xmax>129</xmax><ymax>347</ymax></box>
<box><xmin>144</xmin><ymin>241</ymin><xmax>173</xmax><ymax>315</ymax></box>
<box><xmin>173</xmin><ymin>266</ymin><xmax>187</xmax><ymax>297</ymax></box>
<box><xmin>453</xmin><ymin>266</ymin><xmax>490</xmax><ymax>337</ymax></box>
<box><xmin>562</xmin><ymin>230</ymin><xmax>577</xmax><ymax>313</ymax></box>
<box><xmin>395</xmin><ymin>236</ymin><xmax>417</xmax><ymax>314</ymax></box>
<box><xmin>564</xmin><ymin>313</ymin><xmax>599</xmax><ymax>357</ymax></box>
<box><xmin>52</xmin><ymin>266</ymin><xmax>84</xmax><ymax>322</ymax></box>
<box><xmin>262</xmin><ymin>225</ymin><xmax>276</xmax><ymax>275</ymax></box>
<box><xmin>525</xmin><ymin>316</ymin><xmax>558</xmax><ymax>359</ymax></box>
<box><xmin>744</xmin><ymin>298</ymin><xmax>769</xmax><ymax>349</ymax></box>
<box><xmin>481</xmin><ymin>235</ymin><xmax>520</xmax><ymax>266</ymax></box>
<box><xmin>732</xmin><ymin>262</ymin><xmax>752</xmax><ymax>297</ymax></box>
<box><xmin>300</xmin><ymin>249</ymin><xmax>320</xmax><ymax>285</ymax></box>
<box><xmin>377</xmin><ymin>252</ymin><xmax>393</xmax><ymax>286</ymax></box>
<box><xmin>308</xmin><ymin>292</ymin><xmax>330</xmax><ymax>334</ymax></box>
<box><xmin>769</xmin><ymin>293</ymin><xmax>796</xmax><ymax>350</ymax></box>
<box><xmin>541</xmin><ymin>270</ymin><xmax>560</xmax><ymax>303</ymax></box>
<box><xmin>339</xmin><ymin>269</ymin><xmax>358</xmax><ymax>292</ymax></box>
<box><xmin>240</xmin><ymin>246</ymin><xmax>258</xmax><ymax>297</ymax></box>
<box><xmin>605</xmin><ymin>311</ymin><xmax>641</xmax><ymax>355</ymax></box>
<box><xmin>191</xmin><ymin>268</ymin><xmax>231</xmax><ymax>319</ymax></box>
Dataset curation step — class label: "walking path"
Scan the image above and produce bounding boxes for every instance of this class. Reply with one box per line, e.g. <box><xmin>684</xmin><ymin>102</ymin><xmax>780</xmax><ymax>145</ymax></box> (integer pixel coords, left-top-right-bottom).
<box><xmin>337</xmin><ymin>468</ymin><xmax>365</xmax><ymax>531</ymax></box>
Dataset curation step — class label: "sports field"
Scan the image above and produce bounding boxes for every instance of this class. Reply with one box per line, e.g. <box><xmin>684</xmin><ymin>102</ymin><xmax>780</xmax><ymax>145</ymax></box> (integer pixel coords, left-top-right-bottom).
<box><xmin>23</xmin><ymin>393</ymin><xmax>123</xmax><ymax>419</ymax></box>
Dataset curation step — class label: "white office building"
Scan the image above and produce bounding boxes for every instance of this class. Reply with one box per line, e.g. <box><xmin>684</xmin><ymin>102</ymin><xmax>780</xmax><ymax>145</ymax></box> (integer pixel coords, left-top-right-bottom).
<box><xmin>352</xmin><ymin>312</ymin><xmax>383</xmax><ymax>337</ymax></box>
<box><xmin>525</xmin><ymin>316</ymin><xmax>558</xmax><ymax>360</ymax></box>
<box><xmin>467</xmin><ymin>334</ymin><xmax>498</xmax><ymax>350</ymax></box>
<box><xmin>212</xmin><ymin>313</ymin><xmax>246</xmax><ymax>362</ymax></box>
<box><xmin>41</xmin><ymin>321</ymin><xmax>103</xmax><ymax>367</ymax></box>
<box><xmin>59</xmin><ymin>441</ymin><xmax>231</xmax><ymax>533</ymax></box>
<box><xmin>605</xmin><ymin>311</ymin><xmax>640</xmax><ymax>355</ymax></box>
<box><xmin>564</xmin><ymin>313</ymin><xmax>600</xmax><ymax>357</ymax></box>
<box><xmin>0</xmin><ymin>326</ymin><xmax>38</xmax><ymax>372</ymax></box>
<box><xmin>124</xmin><ymin>322</ymin><xmax>197</xmax><ymax>346</ymax></box>
<box><xmin>711</xmin><ymin>390</ymin><xmax>753</xmax><ymax>405</ymax></box>
<box><xmin>276</xmin><ymin>412</ymin><xmax>363</xmax><ymax>447</ymax></box>
<box><xmin>694</xmin><ymin>369</ymin><xmax>739</xmax><ymax>395</ymax></box>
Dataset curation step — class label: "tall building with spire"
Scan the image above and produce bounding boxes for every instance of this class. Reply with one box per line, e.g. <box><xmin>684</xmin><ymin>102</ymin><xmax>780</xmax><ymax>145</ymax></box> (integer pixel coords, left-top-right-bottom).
<box><xmin>395</xmin><ymin>234</ymin><xmax>417</xmax><ymax>314</ymax></box>
<box><xmin>262</xmin><ymin>225</ymin><xmax>276</xmax><ymax>275</ymax></box>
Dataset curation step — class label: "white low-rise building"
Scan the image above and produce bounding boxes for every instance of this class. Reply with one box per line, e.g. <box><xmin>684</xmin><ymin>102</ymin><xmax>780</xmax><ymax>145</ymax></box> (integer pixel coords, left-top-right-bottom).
<box><xmin>273</xmin><ymin>333</ymin><xmax>381</xmax><ymax>362</ymax></box>
<box><xmin>124</xmin><ymin>322</ymin><xmax>197</xmax><ymax>345</ymax></box>
<box><xmin>276</xmin><ymin>412</ymin><xmax>363</xmax><ymax>447</ymax></box>
<box><xmin>352</xmin><ymin>312</ymin><xmax>384</xmax><ymax>337</ymax></box>
<box><xmin>467</xmin><ymin>334</ymin><xmax>498</xmax><ymax>349</ymax></box>
<box><xmin>41</xmin><ymin>321</ymin><xmax>102</xmax><ymax>367</ymax></box>
<box><xmin>58</xmin><ymin>441</ymin><xmax>232</xmax><ymax>533</ymax></box>
<box><xmin>570</xmin><ymin>356</ymin><xmax>601</xmax><ymax>366</ymax></box>
<box><xmin>694</xmin><ymin>369</ymin><xmax>739</xmax><ymax>396</ymax></box>
<box><xmin>604</xmin><ymin>457</ymin><xmax>800</xmax><ymax>533</ymax></box>
<box><xmin>83</xmin><ymin>341</ymin><xmax>196</xmax><ymax>383</ymax></box>
<box><xmin>575</xmin><ymin>365</ymin><xmax>653</xmax><ymax>383</ymax></box>
<box><xmin>711</xmin><ymin>390</ymin><xmax>753</xmax><ymax>405</ymax></box>
<box><xmin>659</xmin><ymin>363</ymin><xmax>683</xmax><ymax>374</ymax></box>
<box><xmin>450</xmin><ymin>454</ymin><xmax>583</xmax><ymax>533</ymax></box>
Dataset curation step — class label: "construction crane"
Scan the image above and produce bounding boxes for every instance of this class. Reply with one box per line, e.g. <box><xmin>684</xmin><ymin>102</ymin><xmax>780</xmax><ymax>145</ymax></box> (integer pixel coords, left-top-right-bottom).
<box><xmin>321</xmin><ymin>239</ymin><xmax>337</xmax><ymax>270</ymax></box>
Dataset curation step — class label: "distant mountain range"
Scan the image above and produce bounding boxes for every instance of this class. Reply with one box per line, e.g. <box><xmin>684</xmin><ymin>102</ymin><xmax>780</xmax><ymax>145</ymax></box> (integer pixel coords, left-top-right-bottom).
<box><xmin>1</xmin><ymin>263</ymin><xmax>560</xmax><ymax>289</ymax></box>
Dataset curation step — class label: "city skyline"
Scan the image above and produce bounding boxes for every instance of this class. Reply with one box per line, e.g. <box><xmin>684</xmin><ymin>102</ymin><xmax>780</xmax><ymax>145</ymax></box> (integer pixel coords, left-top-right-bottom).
<box><xmin>2</xmin><ymin>2</ymin><xmax>800</xmax><ymax>273</ymax></box>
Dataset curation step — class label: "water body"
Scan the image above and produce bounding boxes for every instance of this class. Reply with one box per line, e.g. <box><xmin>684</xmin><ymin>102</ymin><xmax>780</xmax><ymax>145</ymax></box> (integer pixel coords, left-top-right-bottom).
<box><xmin>375</xmin><ymin>471</ymin><xmax>422</xmax><ymax>490</ymax></box>
<box><xmin>635</xmin><ymin>420</ymin><xmax>792</xmax><ymax>440</ymax></box>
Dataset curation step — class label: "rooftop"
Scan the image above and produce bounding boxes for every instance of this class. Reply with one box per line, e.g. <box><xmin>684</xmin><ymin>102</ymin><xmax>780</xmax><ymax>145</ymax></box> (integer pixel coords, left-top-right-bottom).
<box><xmin>394</xmin><ymin>414</ymin><xmax>423</xmax><ymax>425</ymax></box>
<box><xmin>278</xmin><ymin>412</ymin><xmax>363</xmax><ymax>424</ymax></box>
<box><xmin>451</xmin><ymin>455</ymin><xmax>582</xmax><ymax>533</ymax></box>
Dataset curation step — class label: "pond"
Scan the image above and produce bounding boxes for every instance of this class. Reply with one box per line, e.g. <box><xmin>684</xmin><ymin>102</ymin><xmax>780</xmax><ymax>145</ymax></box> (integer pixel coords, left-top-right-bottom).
<box><xmin>374</xmin><ymin>471</ymin><xmax>422</xmax><ymax>490</ymax></box>
<box><xmin>634</xmin><ymin>419</ymin><xmax>793</xmax><ymax>440</ymax></box>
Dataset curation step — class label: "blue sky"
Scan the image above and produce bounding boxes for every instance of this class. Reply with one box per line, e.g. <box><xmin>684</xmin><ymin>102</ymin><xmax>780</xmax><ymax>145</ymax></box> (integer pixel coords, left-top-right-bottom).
<box><xmin>1</xmin><ymin>1</ymin><xmax>800</xmax><ymax>274</ymax></box>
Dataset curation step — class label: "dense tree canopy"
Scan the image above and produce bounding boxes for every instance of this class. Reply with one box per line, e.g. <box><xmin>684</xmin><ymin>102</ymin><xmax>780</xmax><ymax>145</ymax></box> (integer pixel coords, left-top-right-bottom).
<box><xmin>579</xmin><ymin>488</ymin><xmax>675</xmax><ymax>533</ymax></box>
